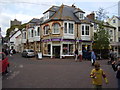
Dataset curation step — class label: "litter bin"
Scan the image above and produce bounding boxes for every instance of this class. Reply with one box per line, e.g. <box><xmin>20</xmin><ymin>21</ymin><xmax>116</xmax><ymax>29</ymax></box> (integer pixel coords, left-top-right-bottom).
<box><xmin>38</xmin><ymin>52</ymin><xmax>42</xmax><ymax>59</ymax></box>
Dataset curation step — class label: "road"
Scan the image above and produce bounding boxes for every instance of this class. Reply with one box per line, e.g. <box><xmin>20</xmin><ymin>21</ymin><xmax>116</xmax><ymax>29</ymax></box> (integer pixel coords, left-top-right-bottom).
<box><xmin>2</xmin><ymin>53</ymin><xmax>117</xmax><ymax>88</ymax></box>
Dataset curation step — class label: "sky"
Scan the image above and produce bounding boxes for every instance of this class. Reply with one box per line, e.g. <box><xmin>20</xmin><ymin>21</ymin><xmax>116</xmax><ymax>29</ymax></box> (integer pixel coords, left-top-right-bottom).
<box><xmin>0</xmin><ymin>0</ymin><xmax>120</xmax><ymax>37</ymax></box>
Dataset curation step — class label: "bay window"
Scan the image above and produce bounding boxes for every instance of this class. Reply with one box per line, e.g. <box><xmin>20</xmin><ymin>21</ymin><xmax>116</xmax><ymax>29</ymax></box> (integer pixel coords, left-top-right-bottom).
<box><xmin>63</xmin><ymin>44</ymin><xmax>73</xmax><ymax>55</ymax></box>
<box><xmin>81</xmin><ymin>25</ymin><xmax>90</xmax><ymax>35</ymax></box>
<box><xmin>64</xmin><ymin>22</ymin><xmax>74</xmax><ymax>34</ymax></box>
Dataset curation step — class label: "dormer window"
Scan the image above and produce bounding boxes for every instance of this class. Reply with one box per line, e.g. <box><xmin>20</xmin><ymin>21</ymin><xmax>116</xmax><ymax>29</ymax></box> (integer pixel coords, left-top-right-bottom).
<box><xmin>113</xmin><ymin>19</ymin><xmax>116</xmax><ymax>23</ymax></box>
<box><xmin>43</xmin><ymin>12</ymin><xmax>49</xmax><ymax>21</ymax></box>
<box><xmin>79</xmin><ymin>13</ymin><xmax>84</xmax><ymax>20</ymax></box>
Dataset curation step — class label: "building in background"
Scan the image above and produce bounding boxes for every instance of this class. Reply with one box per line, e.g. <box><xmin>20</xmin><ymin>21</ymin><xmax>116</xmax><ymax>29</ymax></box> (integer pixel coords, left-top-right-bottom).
<box><xmin>10</xmin><ymin>19</ymin><xmax>21</xmax><ymax>27</ymax></box>
<box><xmin>107</xmin><ymin>16</ymin><xmax>120</xmax><ymax>57</ymax></box>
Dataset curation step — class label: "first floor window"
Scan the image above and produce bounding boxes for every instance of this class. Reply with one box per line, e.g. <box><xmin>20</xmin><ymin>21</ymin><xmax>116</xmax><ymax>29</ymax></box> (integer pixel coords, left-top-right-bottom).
<box><xmin>69</xmin><ymin>23</ymin><xmax>73</xmax><ymax>34</ymax></box>
<box><xmin>44</xmin><ymin>25</ymin><xmax>49</xmax><ymax>35</ymax></box>
<box><xmin>64</xmin><ymin>23</ymin><xmax>67</xmax><ymax>33</ymax></box>
<box><xmin>52</xmin><ymin>23</ymin><xmax>60</xmax><ymax>34</ymax></box>
<box><xmin>31</xmin><ymin>30</ymin><xmax>34</xmax><ymax>37</ymax></box>
<box><xmin>37</xmin><ymin>27</ymin><xmax>40</xmax><ymax>36</ymax></box>
<box><xmin>82</xmin><ymin>25</ymin><xmax>90</xmax><ymax>36</ymax></box>
<box><xmin>64</xmin><ymin>22</ymin><xmax>74</xmax><ymax>34</ymax></box>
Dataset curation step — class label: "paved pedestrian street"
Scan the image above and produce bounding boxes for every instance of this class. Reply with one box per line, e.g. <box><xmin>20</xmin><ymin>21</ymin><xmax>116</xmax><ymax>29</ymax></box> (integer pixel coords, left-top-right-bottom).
<box><xmin>2</xmin><ymin>53</ymin><xmax>117</xmax><ymax>88</ymax></box>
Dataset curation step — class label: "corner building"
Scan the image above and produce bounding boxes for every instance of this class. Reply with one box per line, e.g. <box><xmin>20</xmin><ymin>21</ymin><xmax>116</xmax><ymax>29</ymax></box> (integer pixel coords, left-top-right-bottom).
<box><xmin>41</xmin><ymin>4</ymin><xmax>94</xmax><ymax>58</ymax></box>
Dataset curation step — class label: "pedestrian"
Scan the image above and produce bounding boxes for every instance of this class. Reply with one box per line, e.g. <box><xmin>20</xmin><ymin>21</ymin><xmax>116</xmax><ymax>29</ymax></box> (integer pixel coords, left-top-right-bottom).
<box><xmin>74</xmin><ymin>49</ymin><xmax>78</xmax><ymax>62</ymax></box>
<box><xmin>111</xmin><ymin>57</ymin><xmax>120</xmax><ymax>89</ymax></box>
<box><xmin>91</xmin><ymin>50</ymin><xmax>96</xmax><ymax>66</ymax></box>
<box><xmin>108</xmin><ymin>50</ymin><xmax>115</xmax><ymax>64</ymax></box>
<box><xmin>90</xmin><ymin>62</ymin><xmax>108</xmax><ymax>89</ymax></box>
<box><xmin>79</xmin><ymin>49</ymin><xmax>82</xmax><ymax>62</ymax></box>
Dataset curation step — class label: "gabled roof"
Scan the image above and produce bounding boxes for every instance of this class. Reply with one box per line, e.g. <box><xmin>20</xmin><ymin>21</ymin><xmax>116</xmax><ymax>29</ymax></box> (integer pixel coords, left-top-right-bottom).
<box><xmin>29</xmin><ymin>18</ymin><xmax>41</xmax><ymax>23</ymax></box>
<box><xmin>43</xmin><ymin>6</ymin><xmax>59</xmax><ymax>14</ymax></box>
<box><xmin>51</xmin><ymin>5</ymin><xmax>80</xmax><ymax>22</ymax></box>
<box><xmin>85</xmin><ymin>17</ymin><xmax>115</xmax><ymax>28</ymax></box>
<box><xmin>42</xmin><ymin>4</ymin><xmax>88</xmax><ymax>24</ymax></box>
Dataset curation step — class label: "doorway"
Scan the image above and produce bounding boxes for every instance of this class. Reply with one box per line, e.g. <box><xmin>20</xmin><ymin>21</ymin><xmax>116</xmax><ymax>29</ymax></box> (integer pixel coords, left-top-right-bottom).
<box><xmin>53</xmin><ymin>46</ymin><xmax>60</xmax><ymax>58</ymax></box>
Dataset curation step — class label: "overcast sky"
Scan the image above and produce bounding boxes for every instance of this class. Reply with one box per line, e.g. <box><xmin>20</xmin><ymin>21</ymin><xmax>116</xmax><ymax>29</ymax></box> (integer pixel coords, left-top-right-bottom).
<box><xmin>0</xmin><ymin>0</ymin><xmax>119</xmax><ymax>37</ymax></box>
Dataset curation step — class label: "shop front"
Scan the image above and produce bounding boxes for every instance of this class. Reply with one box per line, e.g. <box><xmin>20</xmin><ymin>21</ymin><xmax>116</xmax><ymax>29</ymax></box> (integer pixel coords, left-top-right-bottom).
<box><xmin>42</xmin><ymin>39</ymin><xmax>75</xmax><ymax>58</ymax></box>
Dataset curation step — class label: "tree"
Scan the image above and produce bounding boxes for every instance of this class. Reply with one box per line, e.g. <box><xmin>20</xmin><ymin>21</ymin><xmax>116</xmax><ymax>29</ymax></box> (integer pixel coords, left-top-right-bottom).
<box><xmin>92</xmin><ymin>8</ymin><xmax>110</xmax><ymax>59</ymax></box>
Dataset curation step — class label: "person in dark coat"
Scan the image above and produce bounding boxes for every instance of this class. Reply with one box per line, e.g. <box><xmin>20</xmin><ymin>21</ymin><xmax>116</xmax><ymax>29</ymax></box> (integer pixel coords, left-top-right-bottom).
<box><xmin>112</xmin><ymin>57</ymin><xmax>120</xmax><ymax>89</ymax></box>
<box><xmin>74</xmin><ymin>49</ymin><xmax>78</xmax><ymax>61</ymax></box>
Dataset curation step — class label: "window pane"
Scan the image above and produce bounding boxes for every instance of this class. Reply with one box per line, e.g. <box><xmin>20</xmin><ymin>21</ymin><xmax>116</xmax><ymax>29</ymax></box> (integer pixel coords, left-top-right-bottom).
<box><xmin>31</xmin><ymin>30</ymin><xmax>34</xmax><ymax>37</ymax></box>
<box><xmin>82</xmin><ymin>26</ymin><xmax>84</xmax><ymax>35</ymax></box>
<box><xmin>63</xmin><ymin>44</ymin><xmax>68</xmax><ymax>55</ymax></box>
<box><xmin>69</xmin><ymin>44</ymin><xmax>73</xmax><ymax>55</ymax></box>
<box><xmin>69</xmin><ymin>23</ymin><xmax>73</xmax><ymax>34</ymax></box>
<box><xmin>37</xmin><ymin>27</ymin><xmax>40</xmax><ymax>36</ymax></box>
<box><xmin>64</xmin><ymin>23</ymin><xmax>67</xmax><ymax>33</ymax></box>
<box><xmin>85</xmin><ymin>26</ymin><xmax>89</xmax><ymax>35</ymax></box>
<box><xmin>53</xmin><ymin>23</ymin><xmax>59</xmax><ymax>33</ymax></box>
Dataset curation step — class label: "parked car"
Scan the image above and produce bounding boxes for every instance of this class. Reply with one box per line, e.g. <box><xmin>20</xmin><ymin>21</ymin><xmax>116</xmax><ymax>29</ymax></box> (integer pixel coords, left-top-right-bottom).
<box><xmin>0</xmin><ymin>52</ymin><xmax>10</xmax><ymax>74</ymax></box>
<box><xmin>22</xmin><ymin>49</ymin><xmax>35</xmax><ymax>57</ymax></box>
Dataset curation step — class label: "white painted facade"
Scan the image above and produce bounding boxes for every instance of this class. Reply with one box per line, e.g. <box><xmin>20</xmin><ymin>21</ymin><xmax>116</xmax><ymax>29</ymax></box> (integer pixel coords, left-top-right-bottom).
<box><xmin>106</xmin><ymin>16</ymin><xmax>120</xmax><ymax>57</ymax></box>
<box><xmin>9</xmin><ymin>28</ymin><xmax>21</xmax><ymax>51</ymax></box>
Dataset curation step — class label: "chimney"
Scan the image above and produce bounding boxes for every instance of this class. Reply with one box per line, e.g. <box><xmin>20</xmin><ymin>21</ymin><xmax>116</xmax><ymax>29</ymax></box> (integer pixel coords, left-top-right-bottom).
<box><xmin>72</xmin><ymin>4</ymin><xmax>76</xmax><ymax>8</ymax></box>
<box><xmin>86</xmin><ymin>12</ymin><xmax>95</xmax><ymax>20</ymax></box>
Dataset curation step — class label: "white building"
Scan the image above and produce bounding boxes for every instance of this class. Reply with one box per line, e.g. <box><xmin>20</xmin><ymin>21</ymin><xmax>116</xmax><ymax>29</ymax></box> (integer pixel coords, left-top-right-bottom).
<box><xmin>9</xmin><ymin>28</ymin><xmax>22</xmax><ymax>52</ymax></box>
<box><xmin>107</xmin><ymin>16</ymin><xmax>120</xmax><ymax>57</ymax></box>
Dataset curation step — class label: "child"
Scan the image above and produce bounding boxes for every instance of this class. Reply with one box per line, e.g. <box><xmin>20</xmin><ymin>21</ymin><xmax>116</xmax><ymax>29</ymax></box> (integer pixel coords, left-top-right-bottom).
<box><xmin>90</xmin><ymin>62</ymin><xmax>108</xmax><ymax>89</ymax></box>
<box><xmin>111</xmin><ymin>57</ymin><xmax>120</xmax><ymax>89</ymax></box>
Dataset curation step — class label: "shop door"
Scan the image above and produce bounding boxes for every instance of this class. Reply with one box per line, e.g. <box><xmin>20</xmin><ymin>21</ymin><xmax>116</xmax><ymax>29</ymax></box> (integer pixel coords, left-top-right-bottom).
<box><xmin>53</xmin><ymin>46</ymin><xmax>60</xmax><ymax>58</ymax></box>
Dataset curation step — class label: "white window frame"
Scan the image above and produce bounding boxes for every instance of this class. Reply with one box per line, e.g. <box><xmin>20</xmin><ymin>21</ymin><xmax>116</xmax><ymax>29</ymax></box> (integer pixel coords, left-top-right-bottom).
<box><xmin>31</xmin><ymin>29</ymin><xmax>34</xmax><ymax>37</ymax></box>
<box><xmin>63</xmin><ymin>21</ymin><xmax>74</xmax><ymax>34</ymax></box>
<box><xmin>81</xmin><ymin>24</ymin><xmax>90</xmax><ymax>36</ymax></box>
<box><xmin>79</xmin><ymin>12</ymin><xmax>84</xmax><ymax>20</ymax></box>
<box><xmin>37</xmin><ymin>27</ymin><xmax>40</xmax><ymax>36</ymax></box>
<box><xmin>44</xmin><ymin>26</ymin><xmax>49</xmax><ymax>35</ymax></box>
<box><xmin>52</xmin><ymin>23</ymin><xmax>60</xmax><ymax>34</ymax></box>
<box><xmin>24</xmin><ymin>32</ymin><xmax>26</xmax><ymax>39</ymax></box>
<box><xmin>43</xmin><ymin>12</ymin><xmax>49</xmax><ymax>21</ymax></box>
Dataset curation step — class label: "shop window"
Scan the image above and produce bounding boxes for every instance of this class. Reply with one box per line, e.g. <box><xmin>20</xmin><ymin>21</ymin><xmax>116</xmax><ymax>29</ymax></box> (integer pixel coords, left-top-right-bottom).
<box><xmin>48</xmin><ymin>44</ymin><xmax>51</xmax><ymax>54</ymax></box>
<box><xmin>63</xmin><ymin>44</ymin><xmax>73</xmax><ymax>55</ymax></box>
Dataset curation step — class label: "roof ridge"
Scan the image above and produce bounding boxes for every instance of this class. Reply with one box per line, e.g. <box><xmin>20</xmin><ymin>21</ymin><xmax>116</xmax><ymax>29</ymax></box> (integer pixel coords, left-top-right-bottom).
<box><xmin>51</xmin><ymin>4</ymin><xmax>64</xmax><ymax>19</ymax></box>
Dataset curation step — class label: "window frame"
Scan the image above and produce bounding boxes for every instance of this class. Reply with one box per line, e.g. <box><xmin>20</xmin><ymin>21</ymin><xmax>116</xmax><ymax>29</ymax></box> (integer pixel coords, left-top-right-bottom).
<box><xmin>52</xmin><ymin>23</ymin><xmax>60</xmax><ymax>34</ymax></box>
<box><xmin>64</xmin><ymin>21</ymin><xmax>74</xmax><ymax>34</ymax></box>
<box><xmin>44</xmin><ymin>25</ymin><xmax>50</xmax><ymax>35</ymax></box>
<box><xmin>37</xmin><ymin>27</ymin><xmax>40</xmax><ymax>36</ymax></box>
<box><xmin>81</xmin><ymin>24</ymin><xmax>90</xmax><ymax>36</ymax></box>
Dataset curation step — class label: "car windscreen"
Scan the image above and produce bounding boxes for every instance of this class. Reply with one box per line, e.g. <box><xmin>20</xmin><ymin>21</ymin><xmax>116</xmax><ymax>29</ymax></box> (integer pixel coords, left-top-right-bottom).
<box><xmin>28</xmin><ymin>50</ymin><xmax>34</xmax><ymax>52</ymax></box>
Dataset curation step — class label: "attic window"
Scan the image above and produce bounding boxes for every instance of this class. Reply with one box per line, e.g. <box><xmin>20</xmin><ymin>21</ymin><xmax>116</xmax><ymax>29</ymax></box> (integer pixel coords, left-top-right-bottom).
<box><xmin>43</xmin><ymin>12</ymin><xmax>49</xmax><ymax>21</ymax></box>
<box><xmin>113</xmin><ymin>19</ymin><xmax>116</xmax><ymax>23</ymax></box>
<box><xmin>79</xmin><ymin>13</ymin><xmax>83</xmax><ymax>19</ymax></box>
